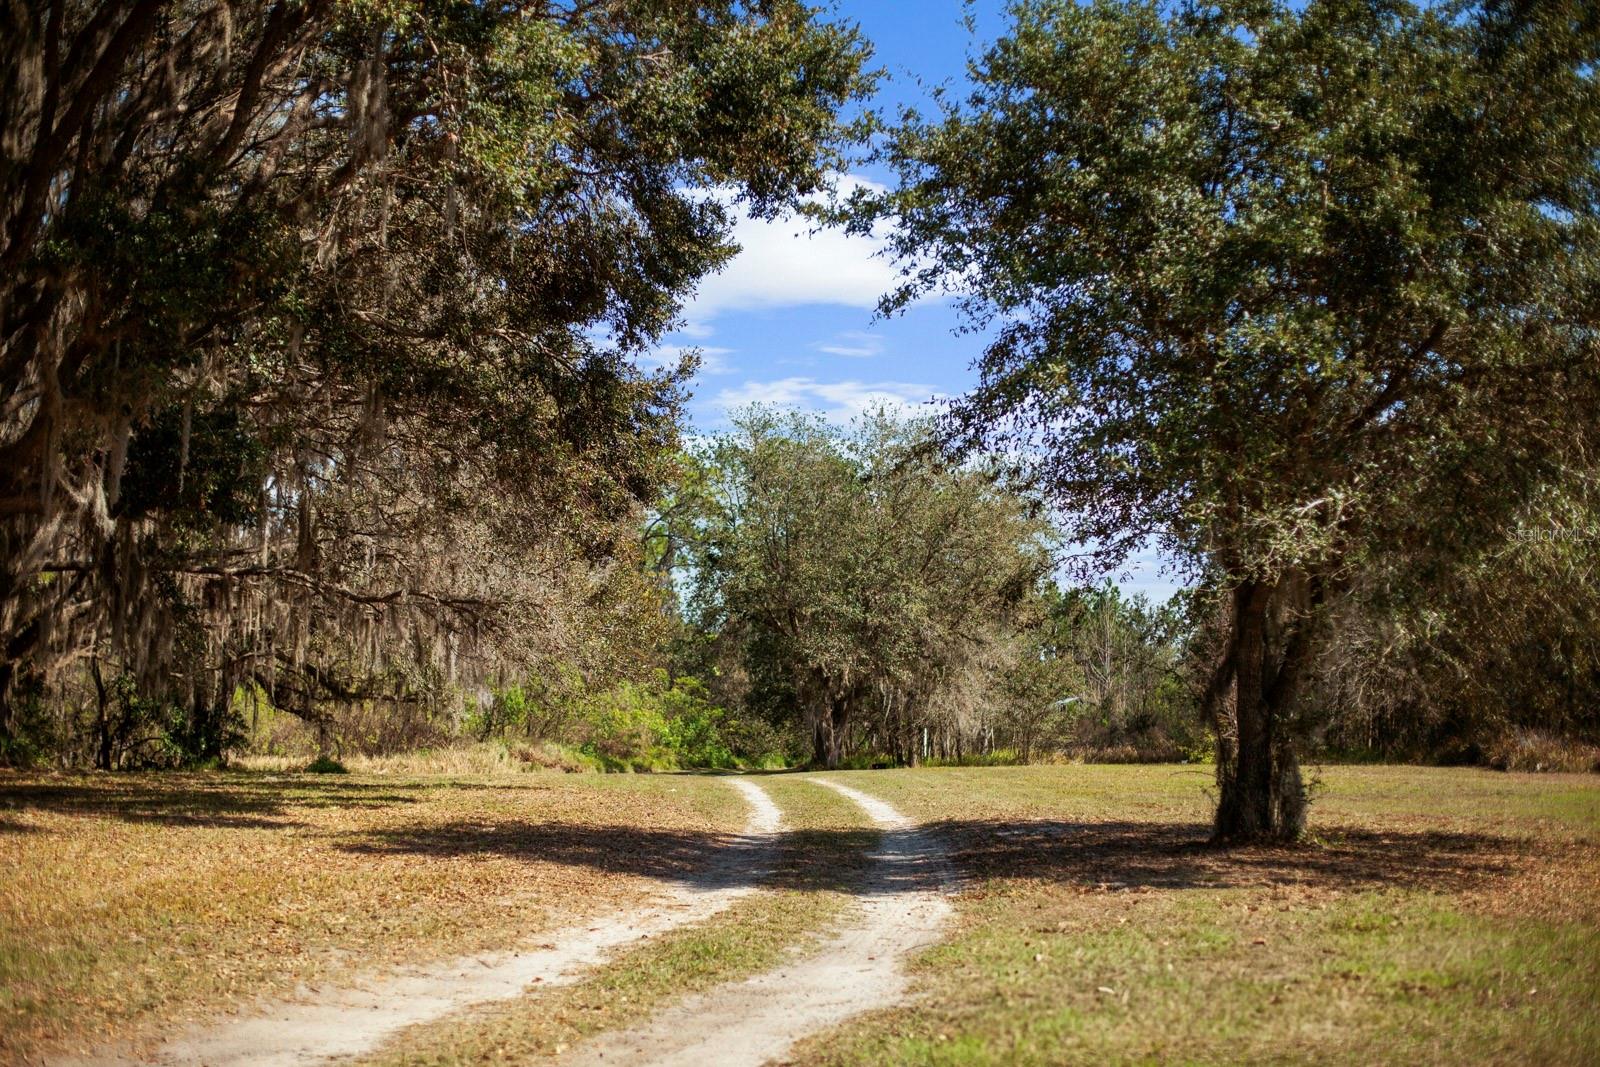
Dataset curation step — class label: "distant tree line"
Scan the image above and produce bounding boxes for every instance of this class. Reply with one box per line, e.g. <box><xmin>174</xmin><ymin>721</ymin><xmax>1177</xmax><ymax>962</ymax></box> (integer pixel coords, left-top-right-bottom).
<box><xmin>228</xmin><ymin>408</ymin><xmax>1216</xmax><ymax>774</ymax></box>
<box><xmin>654</xmin><ymin>410</ymin><xmax>1202</xmax><ymax>769</ymax></box>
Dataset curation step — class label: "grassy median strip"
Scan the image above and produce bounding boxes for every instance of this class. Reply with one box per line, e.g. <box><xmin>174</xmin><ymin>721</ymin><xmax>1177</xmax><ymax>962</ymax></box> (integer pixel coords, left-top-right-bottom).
<box><xmin>352</xmin><ymin>774</ymin><xmax>876</xmax><ymax>1067</ymax></box>
<box><xmin>0</xmin><ymin>770</ymin><xmax>746</xmax><ymax>1063</ymax></box>
<box><xmin>786</xmin><ymin>765</ymin><xmax>1600</xmax><ymax>1067</ymax></box>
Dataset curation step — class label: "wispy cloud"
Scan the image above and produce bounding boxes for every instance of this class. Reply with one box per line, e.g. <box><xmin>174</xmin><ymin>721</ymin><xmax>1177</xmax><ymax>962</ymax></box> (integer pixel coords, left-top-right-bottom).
<box><xmin>638</xmin><ymin>345</ymin><xmax>734</xmax><ymax>375</ymax></box>
<box><xmin>711</xmin><ymin>376</ymin><xmax>940</xmax><ymax>424</ymax></box>
<box><xmin>678</xmin><ymin>176</ymin><xmax>902</xmax><ymax>335</ymax></box>
<box><xmin>815</xmin><ymin>330</ymin><xmax>885</xmax><ymax>359</ymax></box>
<box><xmin>675</xmin><ymin>320</ymin><xmax>716</xmax><ymax>340</ymax></box>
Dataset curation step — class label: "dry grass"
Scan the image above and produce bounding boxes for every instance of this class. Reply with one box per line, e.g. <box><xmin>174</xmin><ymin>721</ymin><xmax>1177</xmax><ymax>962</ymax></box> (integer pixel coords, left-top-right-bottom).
<box><xmin>0</xmin><ymin>768</ymin><xmax>745</xmax><ymax>1064</ymax></box>
<box><xmin>231</xmin><ymin>741</ymin><xmax>590</xmax><ymax>777</ymax></box>
<box><xmin>347</xmin><ymin>775</ymin><xmax>877</xmax><ymax>1066</ymax></box>
<box><xmin>786</xmin><ymin>765</ymin><xmax>1600</xmax><ymax>1066</ymax></box>
<box><xmin>5</xmin><ymin>764</ymin><xmax>1594</xmax><ymax>1067</ymax></box>
<box><xmin>1483</xmin><ymin>729</ymin><xmax>1600</xmax><ymax>774</ymax></box>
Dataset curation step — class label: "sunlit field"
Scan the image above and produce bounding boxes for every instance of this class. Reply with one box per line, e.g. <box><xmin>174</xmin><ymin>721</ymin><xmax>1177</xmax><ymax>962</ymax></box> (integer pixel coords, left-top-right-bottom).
<box><xmin>0</xmin><ymin>771</ymin><xmax>744</xmax><ymax>1063</ymax></box>
<box><xmin>794</xmin><ymin>765</ymin><xmax>1600</xmax><ymax>1066</ymax></box>
<box><xmin>4</xmin><ymin>764</ymin><xmax>1594</xmax><ymax>1066</ymax></box>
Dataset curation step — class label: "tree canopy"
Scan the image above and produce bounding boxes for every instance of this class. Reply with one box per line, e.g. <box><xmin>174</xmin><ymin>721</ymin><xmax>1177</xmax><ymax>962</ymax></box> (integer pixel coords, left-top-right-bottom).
<box><xmin>682</xmin><ymin>410</ymin><xmax>1056</xmax><ymax>768</ymax></box>
<box><xmin>850</xmin><ymin>0</ymin><xmax>1600</xmax><ymax>838</ymax></box>
<box><xmin>0</xmin><ymin>0</ymin><xmax>873</xmax><ymax>762</ymax></box>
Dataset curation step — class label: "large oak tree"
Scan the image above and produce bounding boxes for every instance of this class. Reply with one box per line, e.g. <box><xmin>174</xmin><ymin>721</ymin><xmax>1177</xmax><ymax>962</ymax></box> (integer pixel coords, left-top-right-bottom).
<box><xmin>852</xmin><ymin>0</ymin><xmax>1600</xmax><ymax>839</ymax></box>
<box><xmin>0</xmin><ymin>0</ymin><xmax>873</xmax><ymax>759</ymax></box>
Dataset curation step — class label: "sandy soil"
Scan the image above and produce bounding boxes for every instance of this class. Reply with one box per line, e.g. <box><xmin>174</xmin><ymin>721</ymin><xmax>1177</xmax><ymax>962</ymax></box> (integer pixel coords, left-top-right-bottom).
<box><xmin>60</xmin><ymin>778</ymin><xmax>782</xmax><ymax>1067</ymax></box>
<box><xmin>558</xmin><ymin>776</ymin><xmax>955</xmax><ymax>1067</ymax></box>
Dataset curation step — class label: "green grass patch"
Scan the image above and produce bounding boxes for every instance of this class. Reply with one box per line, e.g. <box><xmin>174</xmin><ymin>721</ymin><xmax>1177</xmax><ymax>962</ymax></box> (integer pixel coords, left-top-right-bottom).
<box><xmin>782</xmin><ymin>765</ymin><xmax>1600</xmax><ymax>1067</ymax></box>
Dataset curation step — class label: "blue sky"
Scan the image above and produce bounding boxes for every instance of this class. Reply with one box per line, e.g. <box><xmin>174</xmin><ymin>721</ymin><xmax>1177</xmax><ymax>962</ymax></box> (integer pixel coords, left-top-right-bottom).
<box><xmin>649</xmin><ymin>1</ymin><xmax>1184</xmax><ymax>602</ymax></box>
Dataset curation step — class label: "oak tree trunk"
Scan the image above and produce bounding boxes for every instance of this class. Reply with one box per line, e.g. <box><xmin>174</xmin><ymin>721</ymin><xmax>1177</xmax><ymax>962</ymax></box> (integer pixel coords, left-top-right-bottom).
<box><xmin>812</xmin><ymin>693</ymin><xmax>848</xmax><ymax>769</ymax></box>
<box><xmin>1212</xmin><ymin>576</ymin><xmax>1314</xmax><ymax>844</ymax></box>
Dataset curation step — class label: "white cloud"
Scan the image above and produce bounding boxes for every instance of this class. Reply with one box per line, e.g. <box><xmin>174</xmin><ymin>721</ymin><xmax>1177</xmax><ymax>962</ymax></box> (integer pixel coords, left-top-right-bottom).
<box><xmin>638</xmin><ymin>345</ymin><xmax>734</xmax><ymax>375</ymax></box>
<box><xmin>679</xmin><ymin>176</ymin><xmax>903</xmax><ymax>334</ymax></box>
<box><xmin>711</xmin><ymin>376</ymin><xmax>940</xmax><ymax>424</ymax></box>
<box><xmin>815</xmin><ymin>330</ymin><xmax>885</xmax><ymax>359</ymax></box>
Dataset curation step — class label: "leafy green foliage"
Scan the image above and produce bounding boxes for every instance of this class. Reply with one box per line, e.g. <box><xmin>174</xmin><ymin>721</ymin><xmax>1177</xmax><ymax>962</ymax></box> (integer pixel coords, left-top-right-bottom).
<box><xmin>683</xmin><ymin>410</ymin><xmax>1059</xmax><ymax>767</ymax></box>
<box><xmin>0</xmin><ymin>0</ymin><xmax>873</xmax><ymax>763</ymax></box>
<box><xmin>852</xmin><ymin>0</ymin><xmax>1600</xmax><ymax>837</ymax></box>
<box><xmin>574</xmin><ymin>672</ymin><xmax>741</xmax><ymax>771</ymax></box>
<box><xmin>860</xmin><ymin>0</ymin><xmax>1599</xmax><ymax>577</ymax></box>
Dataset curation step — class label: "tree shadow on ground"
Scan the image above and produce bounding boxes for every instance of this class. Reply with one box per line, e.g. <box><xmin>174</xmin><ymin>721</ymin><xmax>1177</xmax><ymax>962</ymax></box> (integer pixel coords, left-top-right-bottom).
<box><xmin>341</xmin><ymin>821</ymin><xmax>760</xmax><ymax>881</ymax></box>
<box><xmin>339</xmin><ymin>819</ymin><xmax>886</xmax><ymax>893</ymax></box>
<box><xmin>0</xmin><ymin>774</ymin><xmax>1535</xmax><ymax>899</ymax></box>
<box><xmin>0</xmin><ymin>775</ymin><xmax>420</xmax><ymax>829</ymax></box>
<box><xmin>333</xmin><ymin>816</ymin><xmax>1525</xmax><ymax>900</ymax></box>
<box><xmin>931</xmin><ymin>819</ymin><xmax>1525</xmax><ymax>896</ymax></box>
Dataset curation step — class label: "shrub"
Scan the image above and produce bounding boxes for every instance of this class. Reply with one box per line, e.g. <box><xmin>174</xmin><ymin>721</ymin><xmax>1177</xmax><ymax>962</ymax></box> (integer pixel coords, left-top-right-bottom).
<box><xmin>573</xmin><ymin>672</ymin><xmax>740</xmax><ymax>771</ymax></box>
<box><xmin>464</xmin><ymin>671</ymin><xmax>586</xmax><ymax>743</ymax></box>
<box><xmin>304</xmin><ymin>756</ymin><xmax>348</xmax><ymax>774</ymax></box>
<box><xmin>1483</xmin><ymin>730</ymin><xmax>1600</xmax><ymax>774</ymax></box>
<box><xmin>716</xmin><ymin>714</ymin><xmax>796</xmax><ymax>769</ymax></box>
<box><xmin>656</xmin><ymin>677</ymin><xmax>736</xmax><ymax>768</ymax></box>
<box><xmin>925</xmin><ymin>749</ymin><xmax>1024</xmax><ymax>768</ymax></box>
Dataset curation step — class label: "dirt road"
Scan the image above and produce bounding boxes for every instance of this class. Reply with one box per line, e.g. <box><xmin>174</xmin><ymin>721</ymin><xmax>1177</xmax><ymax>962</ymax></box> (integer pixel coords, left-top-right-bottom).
<box><xmin>560</xmin><ymin>776</ymin><xmax>954</xmax><ymax>1067</ymax></box>
<box><xmin>67</xmin><ymin>779</ymin><xmax>784</xmax><ymax>1067</ymax></box>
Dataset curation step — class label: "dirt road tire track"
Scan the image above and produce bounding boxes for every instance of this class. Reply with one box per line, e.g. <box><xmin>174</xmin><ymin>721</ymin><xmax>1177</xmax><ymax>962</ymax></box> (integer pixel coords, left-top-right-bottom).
<box><xmin>62</xmin><ymin>779</ymin><xmax>783</xmax><ymax>1067</ymax></box>
<box><xmin>559</xmin><ymin>775</ymin><xmax>955</xmax><ymax>1067</ymax></box>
